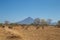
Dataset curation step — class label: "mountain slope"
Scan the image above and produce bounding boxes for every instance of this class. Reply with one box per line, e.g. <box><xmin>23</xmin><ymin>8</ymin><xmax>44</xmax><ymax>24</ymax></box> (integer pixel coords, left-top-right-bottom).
<box><xmin>17</xmin><ymin>17</ymin><xmax>34</xmax><ymax>24</ymax></box>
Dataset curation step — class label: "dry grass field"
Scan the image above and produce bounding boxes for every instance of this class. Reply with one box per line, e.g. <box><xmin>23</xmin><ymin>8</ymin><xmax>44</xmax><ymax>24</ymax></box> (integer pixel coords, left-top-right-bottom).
<box><xmin>0</xmin><ymin>25</ymin><xmax>60</xmax><ymax>40</ymax></box>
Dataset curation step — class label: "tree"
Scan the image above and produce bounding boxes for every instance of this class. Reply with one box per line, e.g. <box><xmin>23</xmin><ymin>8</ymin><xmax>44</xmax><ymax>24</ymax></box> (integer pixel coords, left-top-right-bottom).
<box><xmin>4</xmin><ymin>21</ymin><xmax>9</xmax><ymax>26</ymax></box>
<box><xmin>40</xmin><ymin>19</ymin><xmax>47</xmax><ymax>25</ymax></box>
<box><xmin>47</xmin><ymin>19</ymin><xmax>52</xmax><ymax>25</ymax></box>
<box><xmin>40</xmin><ymin>19</ymin><xmax>47</xmax><ymax>29</ymax></box>
<box><xmin>33</xmin><ymin>18</ymin><xmax>40</xmax><ymax>25</ymax></box>
<box><xmin>33</xmin><ymin>18</ymin><xmax>40</xmax><ymax>29</ymax></box>
<box><xmin>0</xmin><ymin>23</ymin><xmax>5</xmax><ymax>28</ymax></box>
<box><xmin>57</xmin><ymin>20</ymin><xmax>60</xmax><ymax>28</ymax></box>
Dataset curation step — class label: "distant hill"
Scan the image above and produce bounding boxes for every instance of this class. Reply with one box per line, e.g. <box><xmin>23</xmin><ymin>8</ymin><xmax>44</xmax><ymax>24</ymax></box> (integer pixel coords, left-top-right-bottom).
<box><xmin>17</xmin><ymin>17</ymin><xmax>34</xmax><ymax>24</ymax></box>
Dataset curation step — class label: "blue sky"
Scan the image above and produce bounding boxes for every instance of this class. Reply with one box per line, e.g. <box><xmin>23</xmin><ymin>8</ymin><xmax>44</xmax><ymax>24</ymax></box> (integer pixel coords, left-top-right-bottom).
<box><xmin>0</xmin><ymin>0</ymin><xmax>60</xmax><ymax>23</ymax></box>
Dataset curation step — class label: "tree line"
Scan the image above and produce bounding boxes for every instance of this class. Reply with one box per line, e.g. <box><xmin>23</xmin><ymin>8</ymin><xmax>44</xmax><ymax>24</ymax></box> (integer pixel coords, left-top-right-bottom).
<box><xmin>0</xmin><ymin>18</ymin><xmax>60</xmax><ymax>29</ymax></box>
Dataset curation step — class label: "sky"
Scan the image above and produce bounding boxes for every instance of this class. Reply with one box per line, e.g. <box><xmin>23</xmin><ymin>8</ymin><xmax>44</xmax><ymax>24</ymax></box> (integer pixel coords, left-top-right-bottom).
<box><xmin>0</xmin><ymin>0</ymin><xmax>60</xmax><ymax>23</ymax></box>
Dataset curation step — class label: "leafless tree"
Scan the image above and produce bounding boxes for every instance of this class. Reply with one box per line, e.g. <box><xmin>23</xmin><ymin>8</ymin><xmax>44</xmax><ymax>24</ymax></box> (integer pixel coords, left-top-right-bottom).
<box><xmin>33</xmin><ymin>18</ymin><xmax>40</xmax><ymax>29</ymax></box>
<box><xmin>56</xmin><ymin>20</ymin><xmax>60</xmax><ymax>28</ymax></box>
<box><xmin>4</xmin><ymin>21</ymin><xmax>9</xmax><ymax>26</ymax></box>
<box><xmin>47</xmin><ymin>19</ymin><xmax>52</xmax><ymax>25</ymax></box>
<box><xmin>40</xmin><ymin>19</ymin><xmax>47</xmax><ymax>29</ymax></box>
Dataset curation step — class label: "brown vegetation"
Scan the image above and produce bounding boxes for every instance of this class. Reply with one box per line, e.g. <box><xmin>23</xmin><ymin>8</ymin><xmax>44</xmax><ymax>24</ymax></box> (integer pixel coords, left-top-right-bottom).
<box><xmin>0</xmin><ymin>25</ymin><xmax>60</xmax><ymax>40</ymax></box>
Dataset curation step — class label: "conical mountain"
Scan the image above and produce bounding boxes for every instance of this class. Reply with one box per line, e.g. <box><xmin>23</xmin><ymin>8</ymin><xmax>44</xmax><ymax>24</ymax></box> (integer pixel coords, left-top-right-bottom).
<box><xmin>17</xmin><ymin>17</ymin><xmax>34</xmax><ymax>24</ymax></box>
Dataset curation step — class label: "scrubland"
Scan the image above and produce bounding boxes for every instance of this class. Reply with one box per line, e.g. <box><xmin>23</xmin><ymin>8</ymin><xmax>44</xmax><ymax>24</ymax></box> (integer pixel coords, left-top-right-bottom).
<box><xmin>0</xmin><ymin>25</ymin><xmax>60</xmax><ymax>40</ymax></box>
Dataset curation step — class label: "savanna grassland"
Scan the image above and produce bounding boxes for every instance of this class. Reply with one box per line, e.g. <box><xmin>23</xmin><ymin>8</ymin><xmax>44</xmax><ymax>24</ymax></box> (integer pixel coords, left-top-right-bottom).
<box><xmin>0</xmin><ymin>25</ymin><xmax>60</xmax><ymax>40</ymax></box>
